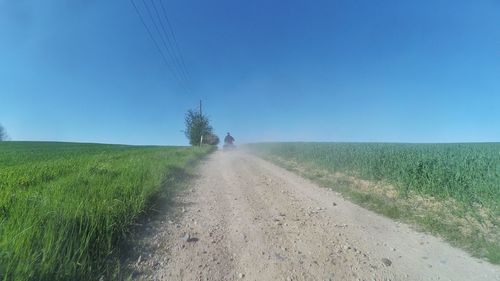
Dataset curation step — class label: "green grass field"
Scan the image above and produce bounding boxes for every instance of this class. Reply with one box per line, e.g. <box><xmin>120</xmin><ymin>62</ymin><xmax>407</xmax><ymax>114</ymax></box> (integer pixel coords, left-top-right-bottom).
<box><xmin>0</xmin><ymin>141</ymin><xmax>213</xmax><ymax>281</ymax></box>
<box><xmin>247</xmin><ymin>142</ymin><xmax>500</xmax><ymax>263</ymax></box>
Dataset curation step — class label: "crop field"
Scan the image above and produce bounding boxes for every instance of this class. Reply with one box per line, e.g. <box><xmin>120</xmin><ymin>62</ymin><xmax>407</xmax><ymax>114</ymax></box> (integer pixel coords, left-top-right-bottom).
<box><xmin>0</xmin><ymin>141</ymin><xmax>213</xmax><ymax>281</ymax></box>
<box><xmin>247</xmin><ymin>142</ymin><xmax>500</xmax><ymax>263</ymax></box>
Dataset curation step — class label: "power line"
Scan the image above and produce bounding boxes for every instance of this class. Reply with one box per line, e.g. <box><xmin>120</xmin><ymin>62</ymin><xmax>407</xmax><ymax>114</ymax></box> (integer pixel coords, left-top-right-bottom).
<box><xmin>129</xmin><ymin>0</ymin><xmax>190</xmax><ymax>93</ymax></box>
<box><xmin>158</xmin><ymin>0</ymin><xmax>192</xmax><ymax>83</ymax></box>
<box><xmin>139</xmin><ymin>0</ymin><xmax>188</xmax><ymax>91</ymax></box>
<box><xmin>145</xmin><ymin>0</ymin><xmax>190</xmax><ymax>89</ymax></box>
<box><xmin>149</xmin><ymin>0</ymin><xmax>191</xmax><ymax>86</ymax></box>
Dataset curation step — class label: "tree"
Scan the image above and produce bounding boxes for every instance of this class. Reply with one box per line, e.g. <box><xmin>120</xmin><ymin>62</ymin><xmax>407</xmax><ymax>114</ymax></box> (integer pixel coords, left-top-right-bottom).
<box><xmin>184</xmin><ymin>109</ymin><xmax>217</xmax><ymax>146</ymax></box>
<box><xmin>0</xmin><ymin>124</ymin><xmax>7</xmax><ymax>141</ymax></box>
<box><xmin>204</xmin><ymin>133</ymin><xmax>220</xmax><ymax>145</ymax></box>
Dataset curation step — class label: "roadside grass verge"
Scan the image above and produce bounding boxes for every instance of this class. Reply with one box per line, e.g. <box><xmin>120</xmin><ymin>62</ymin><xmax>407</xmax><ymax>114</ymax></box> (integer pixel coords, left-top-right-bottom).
<box><xmin>0</xmin><ymin>141</ymin><xmax>214</xmax><ymax>281</ymax></box>
<box><xmin>247</xmin><ymin>142</ymin><xmax>500</xmax><ymax>264</ymax></box>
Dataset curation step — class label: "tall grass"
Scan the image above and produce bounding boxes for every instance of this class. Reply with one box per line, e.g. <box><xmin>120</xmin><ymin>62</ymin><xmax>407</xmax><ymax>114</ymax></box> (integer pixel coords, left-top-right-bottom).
<box><xmin>0</xmin><ymin>142</ymin><xmax>213</xmax><ymax>280</ymax></box>
<box><xmin>248</xmin><ymin>142</ymin><xmax>500</xmax><ymax>208</ymax></box>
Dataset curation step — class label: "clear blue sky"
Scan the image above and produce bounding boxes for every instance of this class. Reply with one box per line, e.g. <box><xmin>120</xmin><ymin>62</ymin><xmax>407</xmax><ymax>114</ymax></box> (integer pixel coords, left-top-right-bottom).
<box><xmin>1</xmin><ymin>0</ymin><xmax>498</xmax><ymax>145</ymax></box>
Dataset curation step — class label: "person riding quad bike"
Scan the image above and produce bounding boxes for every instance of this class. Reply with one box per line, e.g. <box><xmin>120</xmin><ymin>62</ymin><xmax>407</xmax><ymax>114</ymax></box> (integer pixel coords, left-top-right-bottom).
<box><xmin>223</xmin><ymin>132</ymin><xmax>235</xmax><ymax>151</ymax></box>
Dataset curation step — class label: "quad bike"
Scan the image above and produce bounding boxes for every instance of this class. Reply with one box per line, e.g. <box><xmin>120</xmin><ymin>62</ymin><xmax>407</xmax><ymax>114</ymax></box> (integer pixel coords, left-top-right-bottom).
<box><xmin>223</xmin><ymin>143</ymin><xmax>236</xmax><ymax>151</ymax></box>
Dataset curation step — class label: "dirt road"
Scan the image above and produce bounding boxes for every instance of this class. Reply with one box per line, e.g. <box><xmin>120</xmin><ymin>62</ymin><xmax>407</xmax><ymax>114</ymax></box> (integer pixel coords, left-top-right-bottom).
<box><xmin>128</xmin><ymin>151</ymin><xmax>500</xmax><ymax>281</ymax></box>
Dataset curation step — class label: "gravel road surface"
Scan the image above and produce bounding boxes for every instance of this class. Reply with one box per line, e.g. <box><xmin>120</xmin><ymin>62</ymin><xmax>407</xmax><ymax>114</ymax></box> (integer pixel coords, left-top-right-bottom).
<box><xmin>128</xmin><ymin>151</ymin><xmax>500</xmax><ymax>281</ymax></box>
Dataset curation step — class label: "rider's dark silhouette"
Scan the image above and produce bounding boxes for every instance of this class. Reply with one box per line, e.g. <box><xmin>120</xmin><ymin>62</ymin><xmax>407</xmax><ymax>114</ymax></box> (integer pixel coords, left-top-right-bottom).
<box><xmin>224</xmin><ymin>132</ymin><xmax>235</xmax><ymax>145</ymax></box>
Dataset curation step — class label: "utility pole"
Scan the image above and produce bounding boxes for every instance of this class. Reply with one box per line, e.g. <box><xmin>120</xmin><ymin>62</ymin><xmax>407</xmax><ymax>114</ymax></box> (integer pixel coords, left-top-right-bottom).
<box><xmin>199</xmin><ymin>100</ymin><xmax>203</xmax><ymax>146</ymax></box>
